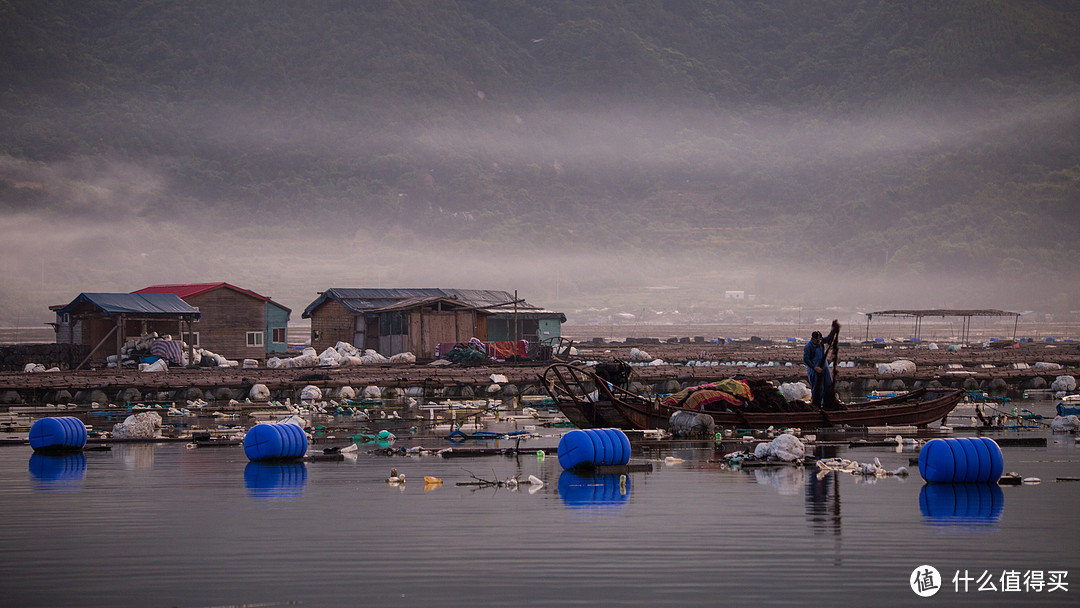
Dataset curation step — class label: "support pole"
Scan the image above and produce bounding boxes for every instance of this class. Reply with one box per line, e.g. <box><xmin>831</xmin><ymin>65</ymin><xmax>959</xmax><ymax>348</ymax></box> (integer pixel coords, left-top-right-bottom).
<box><xmin>116</xmin><ymin>315</ymin><xmax>125</xmax><ymax>366</ymax></box>
<box><xmin>186</xmin><ymin>317</ymin><xmax>195</xmax><ymax>366</ymax></box>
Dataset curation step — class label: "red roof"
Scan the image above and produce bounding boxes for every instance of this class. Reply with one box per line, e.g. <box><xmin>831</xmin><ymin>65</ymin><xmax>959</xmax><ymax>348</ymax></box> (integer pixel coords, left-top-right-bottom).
<box><xmin>134</xmin><ymin>282</ymin><xmax>271</xmax><ymax>302</ymax></box>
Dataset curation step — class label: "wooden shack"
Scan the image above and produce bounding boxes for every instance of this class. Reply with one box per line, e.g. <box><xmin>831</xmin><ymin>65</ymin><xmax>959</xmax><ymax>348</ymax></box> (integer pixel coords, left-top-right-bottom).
<box><xmin>134</xmin><ymin>283</ymin><xmax>291</xmax><ymax>361</ymax></box>
<box><xmin>302</xmin><ymin>288</ymin><xmax>565</xmax><ymax>358</ymax></box>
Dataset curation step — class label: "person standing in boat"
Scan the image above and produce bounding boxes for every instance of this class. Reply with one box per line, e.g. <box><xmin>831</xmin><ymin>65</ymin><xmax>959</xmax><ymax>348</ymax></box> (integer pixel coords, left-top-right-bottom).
<box><xmin>803</xmin><ymin>320</ymin><xmax>841</xmax><ymax>409</ymax></box>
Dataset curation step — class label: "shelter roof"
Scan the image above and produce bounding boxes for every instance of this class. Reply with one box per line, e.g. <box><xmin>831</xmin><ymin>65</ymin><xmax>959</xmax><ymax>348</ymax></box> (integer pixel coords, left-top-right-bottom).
<box><xmin>56</xmin><ymin>293</ymin><xmax>201</xmax><ymax>319</ymax></box>
<box><xmin>370</xmin><ymin>296</ymin><xmax>474</xmax><ymax>312</ymax></box>
<box><xmin>867</xmin><ymin>309</ymin><xmax>1020</xmax><ymax>318</ymax></box>
<box><xmin>302</xmin><ymin>288</ymin><xmax>552</xmax><ymax>318</ymax></box>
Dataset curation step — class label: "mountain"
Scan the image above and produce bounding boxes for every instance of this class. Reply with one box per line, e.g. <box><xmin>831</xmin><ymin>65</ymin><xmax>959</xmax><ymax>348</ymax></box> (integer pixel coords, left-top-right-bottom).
<box><xmin>1</xmin><ymin>0</ymin><xmax>1079</xmax><ymax>319</ymax></box>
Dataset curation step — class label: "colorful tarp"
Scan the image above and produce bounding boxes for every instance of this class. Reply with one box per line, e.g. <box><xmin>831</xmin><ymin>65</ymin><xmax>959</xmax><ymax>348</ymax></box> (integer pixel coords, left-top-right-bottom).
<box><xmin>149</xmin><ymin>340</ymin><xmax>185</xmax><ymax>365</ymax></box>
<box><xmin>661</xmin><ymin>379</ymin><xmax>753</xmax><ymax>411</ymax></box>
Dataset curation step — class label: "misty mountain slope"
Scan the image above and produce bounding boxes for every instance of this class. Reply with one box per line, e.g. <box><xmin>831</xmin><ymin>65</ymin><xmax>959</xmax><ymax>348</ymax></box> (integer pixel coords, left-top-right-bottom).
<box><xmin>0</xmin><ymin>0</ymin><xmax>1078</xmax><ymax>319</ymax></box>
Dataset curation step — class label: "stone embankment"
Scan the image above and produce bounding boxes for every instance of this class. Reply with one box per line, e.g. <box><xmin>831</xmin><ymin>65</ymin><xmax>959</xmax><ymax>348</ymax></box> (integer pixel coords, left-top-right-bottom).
<box><xmin>0</xmin><ymin>338</ymin><xmax>1077</xmax><ymax>407</ymax></box>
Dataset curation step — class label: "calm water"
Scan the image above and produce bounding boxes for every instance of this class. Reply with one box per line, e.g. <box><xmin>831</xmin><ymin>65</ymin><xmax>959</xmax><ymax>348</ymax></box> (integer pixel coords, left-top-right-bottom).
<box><xmin>2</xmin><ymin>400</ymin><xmax>1079</xmax><ymax>607</ymax></box>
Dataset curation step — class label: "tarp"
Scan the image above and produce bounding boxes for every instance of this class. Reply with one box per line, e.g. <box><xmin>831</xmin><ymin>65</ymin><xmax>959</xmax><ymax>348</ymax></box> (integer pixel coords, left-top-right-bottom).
<box><xmin>436</xmin><ymin>339</ymin><xmax>529</xmax><ymax>361</ymax></box>
<box><xmin>661</xmin><ymin>379</ymin><xmax>752</xmax><ymax>411</ymax></box>
<box><xmin>56</xmin><ymin>293</ymin><xmax>201</xmax><ymax>318</ymax></box>
<box><xmin>149</xmin><ymin>340</ymin><xmax>186</xmax><ymax>364</ymax></box>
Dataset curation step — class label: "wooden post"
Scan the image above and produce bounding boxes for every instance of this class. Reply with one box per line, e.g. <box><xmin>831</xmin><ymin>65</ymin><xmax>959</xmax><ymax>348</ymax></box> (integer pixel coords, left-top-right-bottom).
<box><xmin>186</xmin><ymin>317</ymin><xmax>195</xmax><ymax>366</ymax></box>
<box><xmin>116</xmin><ymin>315</ymin><xmax>125</xmax><ymax>366</ymax></box>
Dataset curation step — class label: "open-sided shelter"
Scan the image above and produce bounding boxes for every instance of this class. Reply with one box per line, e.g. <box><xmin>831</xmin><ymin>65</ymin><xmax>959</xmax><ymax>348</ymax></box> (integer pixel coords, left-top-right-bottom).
<box><xmin>51</xmin><ymin>293</ymin><xmax>200</xmax><ymax>369</ymax></box>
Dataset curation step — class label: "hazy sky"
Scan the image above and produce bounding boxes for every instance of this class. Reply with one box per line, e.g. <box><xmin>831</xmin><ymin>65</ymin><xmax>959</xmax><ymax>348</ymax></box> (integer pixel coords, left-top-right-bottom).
<box><xmin>2</xmin><ymin>1</ymin><xmax>1079</xmax><ymax>330</ymax></box>
<box><xmin>2</xmin><ymin>92</ymin><xmax>1075</xmax><ymax>330</ymax></box>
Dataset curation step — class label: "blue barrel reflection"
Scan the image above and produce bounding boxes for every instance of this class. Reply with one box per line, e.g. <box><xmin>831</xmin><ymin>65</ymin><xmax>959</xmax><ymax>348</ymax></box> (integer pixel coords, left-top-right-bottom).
<box><xmin>29</xmin><ymin>452</ymin><xmax>87</xmax><ymax>492</ymax></box>
<box><xmin>557</xmin><ymin>470</ymin><xmax>630</xmax><ymax>510</ymax></box>
<box><xmin>919</xmin><ymin>483</ymin><xmax>1004</xmax><ymax>527</ymax></box>
<box><xmin>244</xmin><ymin>462</ymin><xmax>308</xmax><ymax>502</ymax></box>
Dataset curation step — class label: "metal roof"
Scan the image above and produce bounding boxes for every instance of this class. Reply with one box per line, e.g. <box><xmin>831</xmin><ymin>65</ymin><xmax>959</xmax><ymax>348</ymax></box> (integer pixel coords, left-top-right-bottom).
<box><xmin>134</xmin><ymin>282</ymin><xmax>290</xmax><ymax>313</ymax></box>
<box><xmin>370</xmin><ymin>296</ymin><xmax>473</xmax><ymax>312</ymax></box>
<box><xmin>56</xmin><ymin>293</ymin><xmax>201</xmax><ymax>318</ymax></box>
<box><xmin>302</xmin><ymin>288</ymin><xmax>547</xmax><ymax>318</ymax></box>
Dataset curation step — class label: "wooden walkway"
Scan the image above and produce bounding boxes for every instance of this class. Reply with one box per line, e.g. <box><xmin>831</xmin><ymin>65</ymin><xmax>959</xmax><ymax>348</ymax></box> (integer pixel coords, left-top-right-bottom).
<box><xmin>0</xmin><ymin>341</ymin><xmax>1077</xmax><ymax>398</ymax></box>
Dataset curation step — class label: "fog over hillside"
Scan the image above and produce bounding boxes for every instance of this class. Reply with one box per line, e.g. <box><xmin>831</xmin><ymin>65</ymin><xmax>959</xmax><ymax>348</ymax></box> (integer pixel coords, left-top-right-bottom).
<box><xmin>1</xmin><ymin>1</ymin><xmax>1078</xmax><ymax>328</ymax></box>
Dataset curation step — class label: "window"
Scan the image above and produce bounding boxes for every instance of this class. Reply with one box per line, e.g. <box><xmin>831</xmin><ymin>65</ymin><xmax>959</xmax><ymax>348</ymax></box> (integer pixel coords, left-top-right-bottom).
<box><xmin>272</xmin><ymin>328</ymin><xmax>286</xmax><ymax>344</ymax></box>
<box><xmin>378</xmin><ymin>312</ymin><xmax>408</xmax><ymax>336</ymax></box>
<box><xmin>186</xmin><ymin>332</ymin><xmax>200</xmax><ymax>347</ymax></box>
<box><xmin>247</xmin><ymin>331</ymin><xmax>264</xmax><ymax>347</ymax></box>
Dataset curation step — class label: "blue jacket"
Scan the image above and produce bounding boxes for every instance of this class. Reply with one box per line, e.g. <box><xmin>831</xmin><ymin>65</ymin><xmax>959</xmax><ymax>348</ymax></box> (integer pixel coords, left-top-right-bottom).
<box><xmin>803</xmin><ymin>340</ymin><xmax>827</xmax><ymax>371</ymax></box>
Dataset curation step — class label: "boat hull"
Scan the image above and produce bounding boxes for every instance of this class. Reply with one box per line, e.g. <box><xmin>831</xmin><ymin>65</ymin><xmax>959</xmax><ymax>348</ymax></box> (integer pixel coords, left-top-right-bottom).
<box><xmin>542</xmin><ymin>364</ymin><xmax>964</xmax><ymax>431</ymax></box>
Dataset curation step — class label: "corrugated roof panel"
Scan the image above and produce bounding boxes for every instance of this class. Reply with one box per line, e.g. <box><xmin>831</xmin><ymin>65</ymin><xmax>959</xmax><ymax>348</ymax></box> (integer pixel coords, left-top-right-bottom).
<box><xmin>57</xmin><ymin>293</ymin><xmax>201</xmax><ymax>318</ymax></box>
<box><xmin>134</xmin><ymin>282</ymin><xmax>271</xmax><ymax>302</ymax></box>
<box><xmin>303</xmin><ymin>287</ymin><xmax>550</xmax><ymax>318</ymax></box>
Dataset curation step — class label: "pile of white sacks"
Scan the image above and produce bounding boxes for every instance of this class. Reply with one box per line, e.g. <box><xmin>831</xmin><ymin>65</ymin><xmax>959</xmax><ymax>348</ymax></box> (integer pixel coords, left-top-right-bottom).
<box><xmin>266</xmin><ymin>342</ymin><xmax>415</xmax><ymax>369</ymax></box>
<box><xmin>628</xmin><ymin>347</ymin><xmax>666</xmax><ymax>366</ymax></box>
<box><xmin>111</xmin><ymin>412</ymin><xmax>163</xmax><ymax>439</ymax></box>
<box><xmin>1051</xmin><ymin>375</ymin><xmax>1076</xmax><ymax>395</ymax></box>
<box><xmin>108</xmin><ymin>333</ymin><xmax>238</xmax><ymax>370</ymax></box>
<box><xmin>779</xmin><ymin>382</ymin><xmax>812</xmax><ymax>401</ymax></box>
<box><xmin>753</xmin><ymin>433</ymin><xmax>806</xmax><ymax>462</ymax></box>
<box><xmin>877</xmin><ymin>359</ymin><xmax>916</xmax><ymax>375</ymax></box>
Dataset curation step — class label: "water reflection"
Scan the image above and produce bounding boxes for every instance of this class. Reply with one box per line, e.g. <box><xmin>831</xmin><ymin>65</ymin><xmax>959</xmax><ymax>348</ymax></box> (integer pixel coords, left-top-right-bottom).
<box><xmin>557</xmin><ymin>470</ymin><xmax>630</xmax><ymax>510</ymax></box>
<box><xmin>244</xmin><ymin>462</ymin><xmax>308</xmax><ymax>502</ymax></box>
<box><xmin>113</xmin><ymin>443</ymin><xmax>156</xmax><ymax>470</ymax></box>
<box><xmin>752</xmin><ymin>466</ymin><xmax>806</xmax><ymax>496</ymax></box>
<box><xmin>28</xmin><ymin>452</ymin><xmax>86</xmax><ymax>492</ymax></box>
<box><xmin>806</xmin><ymin>470</ymin><xmax>842</xmax><ymax>536</ymax></box>
<box><xmin>919</xmin><ymin>483</ymin><xmax>1004</xmax><ymax>529</ymax></box>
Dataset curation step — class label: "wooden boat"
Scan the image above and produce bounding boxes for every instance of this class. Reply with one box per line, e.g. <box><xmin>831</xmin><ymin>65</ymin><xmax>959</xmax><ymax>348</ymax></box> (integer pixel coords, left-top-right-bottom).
<box><xmin>540</xmin><ymin>363</ymin><xmax>964</xmax><ymax>431</ymax></box>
